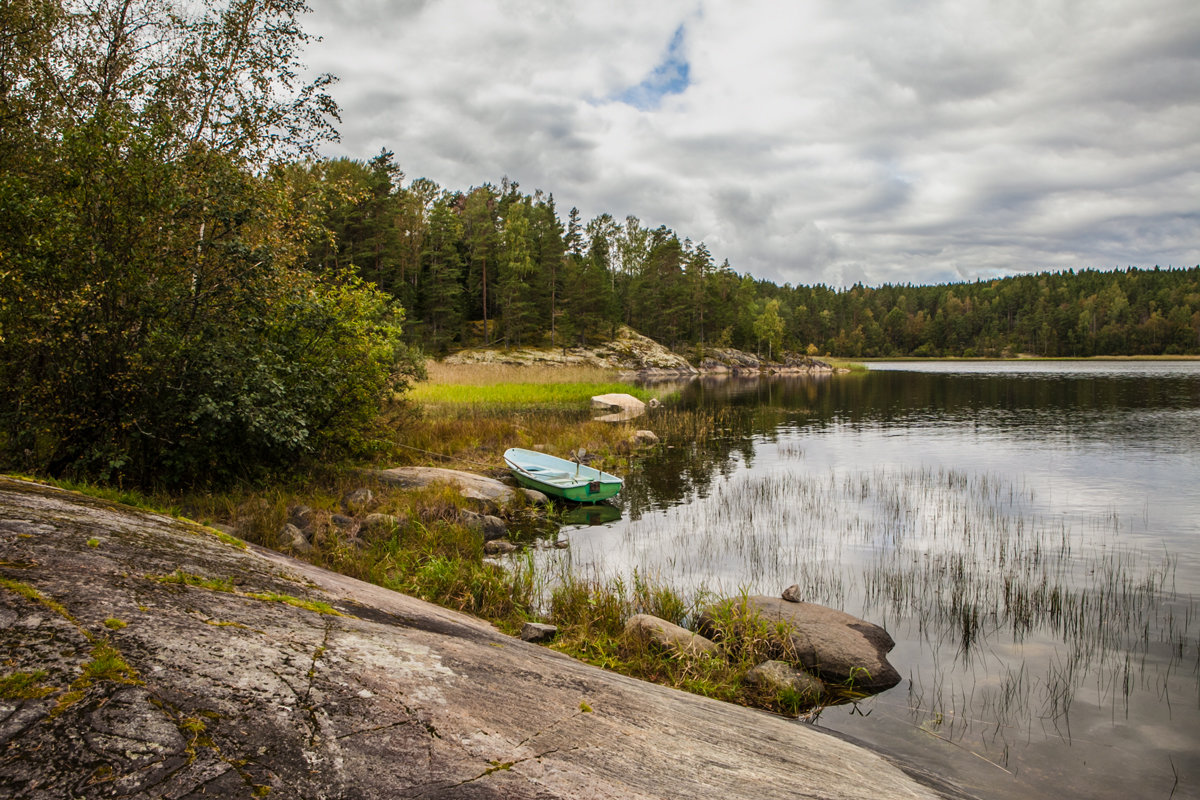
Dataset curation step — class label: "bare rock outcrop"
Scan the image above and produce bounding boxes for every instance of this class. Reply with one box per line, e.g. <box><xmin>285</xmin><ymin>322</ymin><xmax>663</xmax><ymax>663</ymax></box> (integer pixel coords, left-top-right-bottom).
<box><xmin>0</xmin><ymin>478</ymin><xmax>964</xmax><ymax>799</ymax></box>
<box><xmin>443</xmin><ymin>325</ymin><xmax>697</xmax><ymax>375</ymax></box>
<box><xmin>372</xmin><ymin>465</ymin><xmax>547</xmax><ymax>508</ymax></box>
<box><xmin>699</xmin><ymin>348</ymin><xmax>835</xmax><ymax>375</ymax></box>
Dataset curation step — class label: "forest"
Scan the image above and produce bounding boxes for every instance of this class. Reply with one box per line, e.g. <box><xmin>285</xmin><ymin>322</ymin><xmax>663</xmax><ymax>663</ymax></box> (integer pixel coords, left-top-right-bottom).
<box><xmin>1</xmin><ymin>1</ymin><xmax>1196</xmax><ymax>486</ymax></box>
<box><xmin>307</xmin><ymin>151</ymin><xmax>1200</xmax><ymax>360</ymax></box>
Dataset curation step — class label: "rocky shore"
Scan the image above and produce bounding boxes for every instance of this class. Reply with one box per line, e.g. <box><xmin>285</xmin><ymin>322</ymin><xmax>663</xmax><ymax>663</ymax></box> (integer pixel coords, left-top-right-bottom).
<box><xmin>442</xmin><ymin>325</ymin><xmax>839</xmax><ymax>377</ymax></box>
<box><xmin>0</xmin><ymin>478</ymin><xmax>970</xmax><ymax>799</ymax></box>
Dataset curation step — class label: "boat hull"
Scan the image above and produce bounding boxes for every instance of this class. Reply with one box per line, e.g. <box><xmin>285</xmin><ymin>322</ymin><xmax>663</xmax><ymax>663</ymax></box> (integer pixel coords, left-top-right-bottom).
<box><xmin>504</xmin><ymin>448</ymin><xmax>623</xmax><ymax>503</ymax></box>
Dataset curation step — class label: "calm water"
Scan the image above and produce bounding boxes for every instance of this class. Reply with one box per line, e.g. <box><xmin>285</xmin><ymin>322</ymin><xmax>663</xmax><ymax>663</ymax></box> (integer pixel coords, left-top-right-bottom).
<box><xmin>554</xmin><ymin>361</ymin><xmax>1200</xmax><ymax>800</ymax></box>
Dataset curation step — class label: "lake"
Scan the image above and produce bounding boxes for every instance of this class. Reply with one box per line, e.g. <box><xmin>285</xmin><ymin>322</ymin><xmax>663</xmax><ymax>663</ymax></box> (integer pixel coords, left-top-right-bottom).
<box><xmin>553</xmin><ymin>360</ymin><xmax>1200</xmax><ymax>800</ymax></box>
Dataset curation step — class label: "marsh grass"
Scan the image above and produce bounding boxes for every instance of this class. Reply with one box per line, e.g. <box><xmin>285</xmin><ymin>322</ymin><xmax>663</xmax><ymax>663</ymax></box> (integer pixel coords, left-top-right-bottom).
<box><xmin>541</xmin><ymin>571</ymin><xmax>832</xmax><ymax>713</ymax></box>
<box><xmin>555</xmin><ymin>450</ymin><xmax>1200</xmax><ymax>750</ymax></box>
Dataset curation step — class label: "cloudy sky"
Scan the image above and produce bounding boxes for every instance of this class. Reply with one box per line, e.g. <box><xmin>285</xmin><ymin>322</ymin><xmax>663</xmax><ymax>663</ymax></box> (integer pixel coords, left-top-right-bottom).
<box><xmin>303</xmin><ymin>0</ymin><xmax>1200</xmax><ymax>288</ymax></box>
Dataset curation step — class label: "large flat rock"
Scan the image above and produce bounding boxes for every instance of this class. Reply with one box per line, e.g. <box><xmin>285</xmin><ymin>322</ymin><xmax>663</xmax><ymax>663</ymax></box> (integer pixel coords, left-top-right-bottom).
<box><xmin>0</xmin><ymin>478</ymin><xmax>967</xmax><ymax>799</ymax></box>
<box><xmin>373</xmin><ymin>466</ymin><xmax>547</xmax><ymax>507</ymax></box>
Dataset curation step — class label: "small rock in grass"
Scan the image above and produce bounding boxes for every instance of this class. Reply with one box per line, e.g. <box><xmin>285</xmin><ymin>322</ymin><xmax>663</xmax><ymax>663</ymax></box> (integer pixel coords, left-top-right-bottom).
<box><xmin>281</xmin><ymin>523</ymin><xmax>311</xmax><ymax>554</ymax></box>
<box><xmin>484</xmin><ymin>540</ymin><xmax>518</xmax><ymax>555</ymax></box>
<box><xmin>631</xmin><ymin>430</ymin><xmax>660</xmax><ymax>446</ymax></box>
<box><xmin>342</xmin><ymin>487</ymin><xmax>375</xmax><ymax>515</ymax></box>
<box><xmin>287</xmin><ymin>504</ymin><xmax>316</xmax><ymax>532</ymax></box>
<box><xmin>460</xmin><ymin>510</ymin><xmax>508</xmax><ymax>541</ymax></box>
<box><xmin>521</xmin><ymin>622</ymin><xmax>558</xmax><ymax>643</ymax></box>
<box><xmin>745</xmin><ymin>660</ymin><xmax>825</xmax><ymax>701</ymax></box>
<box><xmin>330</xmin><ymin>514</ymin><xmax>358</xmax><ymax>532</ymax></box>
<box><xmin>361</xmin><ymin>513</ymin><xmax>404</xmax><ymax>541</ymax></box>
<box><xmin>625</xmin><ymin>614</ymin><xmax>719</xmax><ymax>658</ymax></box>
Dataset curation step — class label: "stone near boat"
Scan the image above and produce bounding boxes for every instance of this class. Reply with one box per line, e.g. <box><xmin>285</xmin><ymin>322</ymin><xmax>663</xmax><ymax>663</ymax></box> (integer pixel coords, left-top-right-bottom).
<box><xmin>745</xmin><ymin>660</ymin><xmax>826</xmax><ymax>702</ymax></box>
<box><xmin>360</xmin><ymin>513</ymin><xmax>404</xmax><ymax>542</ymax></box>
<box><xmin>591</xmin><ymin>392</ymin><xmax>647</xmax><ymax>422</ymax></box>
<box><xmin>342</xmin><ymin>486</ymin><xmax>375</xmax><ymax>514</ymax></box>
<box><xmin>700</xmin><ymin>596</ymin><xmax>901</xmax><ymax>692</ymax></box>
<box><xmin>459</xmin><ymin>509</ymin><xmax>508</xmax><ymax>541</ymax></box>
<box><xmin>519</xmin><ymin>487</ymin><xmax>550</xmax><ymax>505</ymax></box>
<box><xmin>625</xmin><ymin>613</ymin><xmax>720</xmax><ymax>658</ymax></box>
<box><xmin>483</xmin><ymin>539</ymin><xmax>517</xmax><ymax>555</ymax></box>
<box><xmin>631</xmin><ymin>429</ymin><xmax>660</xmax><ymax>446</ymax></box>
<box><xmin>373</xmin><ymin>466</ymin><xmax>524</xmax><ymax>510</ymax></box>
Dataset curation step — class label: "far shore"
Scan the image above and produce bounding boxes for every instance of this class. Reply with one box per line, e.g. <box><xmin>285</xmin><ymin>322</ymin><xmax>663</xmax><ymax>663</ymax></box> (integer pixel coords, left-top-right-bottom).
<box><xmin>850</xmin><ymin>353</ymin><xmax>1200</xmax><ymax>362</ymax></box>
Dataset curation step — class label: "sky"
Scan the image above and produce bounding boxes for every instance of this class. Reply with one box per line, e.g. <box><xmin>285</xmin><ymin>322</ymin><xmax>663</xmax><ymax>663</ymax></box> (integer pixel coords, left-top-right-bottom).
<box><xmin>303</xmin><ymin>0</ymin><xmax>1200</xmax><ymax>289</ymax></box>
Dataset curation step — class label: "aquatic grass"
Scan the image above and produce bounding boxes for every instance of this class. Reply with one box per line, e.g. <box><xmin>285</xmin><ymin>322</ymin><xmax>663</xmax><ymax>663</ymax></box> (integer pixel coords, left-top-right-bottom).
<box><xmin>539</xmin><ymin>572</ymin><xmax>823</xmax><ymax>712</ymax></box>
<box><xmin>547</xmin><ymin>453</ymin><xmax>1200</xmax><ymax>749</ymax></box>
<box><xmin>394</xmin><ymin>409</ymin><xmax>634</xmax><ymax>477</ymax></box>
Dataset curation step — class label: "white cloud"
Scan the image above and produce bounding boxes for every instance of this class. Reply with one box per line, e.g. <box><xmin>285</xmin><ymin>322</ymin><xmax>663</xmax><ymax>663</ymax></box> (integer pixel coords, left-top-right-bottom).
<box><xmin>305</xmin><ymin>0</ymin><xmax>1200</xmax><ymax>287</ymax></box>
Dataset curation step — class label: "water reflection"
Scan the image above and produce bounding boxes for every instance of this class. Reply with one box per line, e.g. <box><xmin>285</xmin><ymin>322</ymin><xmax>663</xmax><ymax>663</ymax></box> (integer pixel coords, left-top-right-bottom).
<box><xmin>560</xmin><ymin>361</ymin><xmax>1200</xmax><ymax>800</ymax></box>
<box><xmin>559</xmin><ymin>503</ymin><xmax>622</xmax><ymax>526</ymax></box>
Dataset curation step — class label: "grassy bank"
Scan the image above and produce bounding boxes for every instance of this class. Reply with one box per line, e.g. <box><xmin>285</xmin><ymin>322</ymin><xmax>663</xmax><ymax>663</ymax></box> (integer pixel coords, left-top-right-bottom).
<box><xmin>12</xmin><ymin>362</ymin><xmax>856</xmax><ymax>717</ymax></box>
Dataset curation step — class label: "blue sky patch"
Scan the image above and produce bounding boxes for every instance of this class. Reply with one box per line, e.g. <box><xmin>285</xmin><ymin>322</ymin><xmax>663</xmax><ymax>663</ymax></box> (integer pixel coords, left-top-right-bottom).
<box><xmin>614</xmin><ymin>25</ymin><xmax>691</xmax><ymax>110</ymax></box>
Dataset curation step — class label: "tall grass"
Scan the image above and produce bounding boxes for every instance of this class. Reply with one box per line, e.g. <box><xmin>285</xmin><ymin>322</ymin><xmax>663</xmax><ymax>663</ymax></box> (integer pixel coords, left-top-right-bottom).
<box><xmin>392</xmin><ymin>361</ymin><xmax>655</xmax><ymax>473</ymax></box>
<box><xmin>550</xmin><ymin>451</ymin><xmax>1200</xmax><ymax>752</ymax></box>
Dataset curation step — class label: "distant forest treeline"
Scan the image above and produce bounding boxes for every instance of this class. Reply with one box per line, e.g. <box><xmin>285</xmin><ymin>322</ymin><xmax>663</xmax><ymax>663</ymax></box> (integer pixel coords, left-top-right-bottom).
<box><xmin>306</xmin><ymin>151</ymin><xmax>1200</xmax><ymax>359</ymax></box>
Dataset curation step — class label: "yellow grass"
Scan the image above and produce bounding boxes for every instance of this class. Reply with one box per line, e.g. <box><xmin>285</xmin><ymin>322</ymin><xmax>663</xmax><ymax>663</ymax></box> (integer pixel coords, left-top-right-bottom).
<box><xmin>423</xmin><ymin>361</ymin><xmax>621</xmax><ymax>386</ymax></box>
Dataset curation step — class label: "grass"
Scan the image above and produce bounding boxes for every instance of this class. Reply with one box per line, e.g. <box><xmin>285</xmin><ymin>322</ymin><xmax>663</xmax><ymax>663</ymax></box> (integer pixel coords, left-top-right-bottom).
<box><xmin>541</xmin><ymin>572</ymin><xmax>837</xmax><ymax>714</ymax></box>
<box><xmin>409</xmin><ymin>381</ymin><xmax>651</xmax><ymax>409</ymax></box>
<box><xmin>0</xmin><ymin>576</ymin><xmax>76</xmax><ymax>622</ymax></box>
<box><xmin>0</xmin><ymin>361</ymin><xmax>870</xmax><ymax>718</ymax></box>
<box><xmin>82</xmin><ymin>641</ymin><xmax>139</xmax><ymax>684</ymax></box>
<box><xmin>149</xmin><ymin>570</ymin><xmax>235</xmax><ymax>593</ymax></box>
<box><xmin>823</xmin><ymin>358</ymin><xmax>869</xmax><ymax>373</ymax></box>
<box><xmin>552</xmin><ymin>453</ymin><xmax>1200</xmax><ymax>736</ymax></box>
<box><xmin>0</xmin><ymin>670</ymin><xmax>56</xmax><ymax>700</ymax></box>
<box><xmin>243</xmin><ymin>591</ymin><xmax>344</xmax><ymax>617</ymax></box>
<box><xmin>411</xmin><ymin>361</ymin><xmax>651</xmax><ymax>409</ymax></box>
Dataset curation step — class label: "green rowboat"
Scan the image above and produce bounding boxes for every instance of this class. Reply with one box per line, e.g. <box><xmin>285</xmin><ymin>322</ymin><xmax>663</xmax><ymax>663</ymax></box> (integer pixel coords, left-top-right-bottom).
<box><xmin>503</xmin><ymin>447</ymin><xmax>623</xmax><ymax>503</ymax></box>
